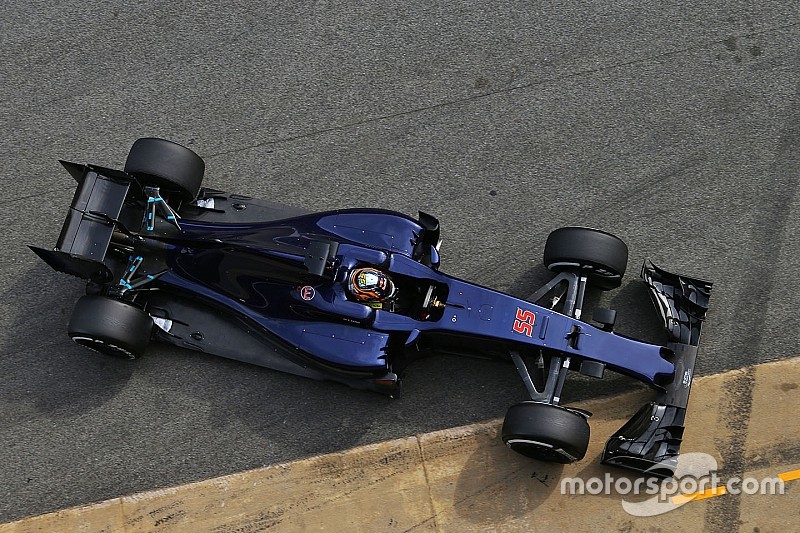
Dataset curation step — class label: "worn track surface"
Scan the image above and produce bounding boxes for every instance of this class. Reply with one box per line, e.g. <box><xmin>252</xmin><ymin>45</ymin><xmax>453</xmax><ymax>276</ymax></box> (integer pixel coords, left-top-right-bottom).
<box><xmin>2</xmin><ymin>1</ymin><xmax>799</xmax><ymax>522</ymax></box>
<box><xmin>4</xmin><ymin>358</ymin><xmax>799</xmax><ymax>532</ymax></box>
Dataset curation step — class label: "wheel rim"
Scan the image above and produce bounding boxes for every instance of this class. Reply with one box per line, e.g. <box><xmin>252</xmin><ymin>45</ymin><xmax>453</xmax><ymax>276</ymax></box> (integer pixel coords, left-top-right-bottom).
<box><xmin>505</xmin><ymin>438</ymin><xmax>578</xmax><ymax>463</ymax></box>
<box><xmin>71</xmin><ymin>336</ymin><xmax>135</xmax><ymax>359</ymax></box>
<box><xmin>546</xmin><ymin>261</ymin><xmax>622</xmax><ymax>278</ymax></box>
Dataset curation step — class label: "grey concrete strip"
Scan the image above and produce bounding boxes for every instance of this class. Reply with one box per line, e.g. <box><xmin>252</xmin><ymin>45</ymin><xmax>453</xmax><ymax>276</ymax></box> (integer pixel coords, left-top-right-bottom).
<box><xmin>3</xmin><ymin>357</ymin><xmax>798</xmax><ymax>532</ymax></box>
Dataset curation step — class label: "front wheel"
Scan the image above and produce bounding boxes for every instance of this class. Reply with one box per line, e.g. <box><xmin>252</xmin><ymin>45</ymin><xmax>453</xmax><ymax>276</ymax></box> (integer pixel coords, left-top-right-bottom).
<box><xmin>501</xmin><ymin>402</ymin><xmax>590</xmax><ymax>463</ymax></box>
<box><xmin>543</xmin><ymin>226</ymin><xmax>628</xmax><ymax>290</ymax></box>
<box><xmin>68</xmin><ymin>295</ymin><xmax>154</xmax><ymax>359</ymax></box>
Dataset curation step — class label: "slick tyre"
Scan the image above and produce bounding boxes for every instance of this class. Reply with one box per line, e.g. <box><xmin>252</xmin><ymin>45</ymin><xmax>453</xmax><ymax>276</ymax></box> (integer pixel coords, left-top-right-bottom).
<box><xmin>68</xmin><ymin>295</ymin><xmax>153</xmax><ymax>359</ymax></box>
<box><xmin>543</xmin><ymin>227</ymin><xmax>628</xmax><ymax>290</ymax></box>
<box><xmin>124</xmin><ymin>137</ymin><xmax>205</xmax><ymax>202</ymax></box>
<box><xmin>501</xmin><ymin>402</ymin><xmax>590</xmax><ymax>463</ymax></box>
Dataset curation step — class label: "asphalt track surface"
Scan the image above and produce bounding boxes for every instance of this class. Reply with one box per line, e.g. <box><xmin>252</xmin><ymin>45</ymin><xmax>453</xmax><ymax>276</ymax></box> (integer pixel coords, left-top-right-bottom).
<box><xmin>2</xmin><ymin>1</ymin><xmax>800</xmax><ymax>523</ymax></box>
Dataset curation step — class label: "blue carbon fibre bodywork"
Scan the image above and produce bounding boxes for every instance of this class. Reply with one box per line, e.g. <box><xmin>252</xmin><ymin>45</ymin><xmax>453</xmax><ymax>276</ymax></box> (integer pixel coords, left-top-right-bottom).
<box><xmin>140</xmin><ymin>208</ymin><xmax>675</xmax><ymax>387</ymax></box>
<box><xmin>34</xmin><ymin>151</ymin><xmax>713</xmax><ymax>476</ymax></box>
<box><xmin>380</xmin><ymin>254</ymin><xmax>674</xmax><ymax>385</ymax></box>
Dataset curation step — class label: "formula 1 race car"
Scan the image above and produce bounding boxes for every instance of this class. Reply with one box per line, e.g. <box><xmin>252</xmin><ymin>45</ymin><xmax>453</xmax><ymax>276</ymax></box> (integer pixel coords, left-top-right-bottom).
<box><xmin>30</xmin><ymin>138</ymin><xmax>712</xmax><ymax>477</ymax></box>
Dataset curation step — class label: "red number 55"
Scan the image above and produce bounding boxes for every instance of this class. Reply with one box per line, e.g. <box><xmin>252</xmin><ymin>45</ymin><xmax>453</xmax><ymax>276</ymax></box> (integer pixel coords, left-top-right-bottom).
<box><xmin>513</xmin><ymin>308</ymin><xmax>536</xmax><ymax>337</ymax></box>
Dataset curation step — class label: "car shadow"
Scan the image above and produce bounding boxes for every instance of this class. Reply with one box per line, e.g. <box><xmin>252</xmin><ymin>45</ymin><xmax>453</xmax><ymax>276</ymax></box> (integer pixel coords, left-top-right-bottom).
<box><xmin>450</xmin><ymin>428</ymin><xmax>566</xmax><ymax>525</ymax></box>
<box><xmin>1</xmin><ymin>257</ymin><xmax>671</xmax><ymax>510</ymax></box>
<box><xmin>0</xmin><ymin>263</ymin><xmax>136</xmax><ymax>424</ymax></box>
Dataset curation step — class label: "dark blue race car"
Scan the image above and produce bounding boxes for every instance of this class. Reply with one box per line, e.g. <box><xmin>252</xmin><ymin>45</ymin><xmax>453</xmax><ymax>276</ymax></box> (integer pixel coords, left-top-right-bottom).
<box><xmin>31</xmin><ymin>138</ymin><xmax>713</xmax><ymax>476</ymax></box>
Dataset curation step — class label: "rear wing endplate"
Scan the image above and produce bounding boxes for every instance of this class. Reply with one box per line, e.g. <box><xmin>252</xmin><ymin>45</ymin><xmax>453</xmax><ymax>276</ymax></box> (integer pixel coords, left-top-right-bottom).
<box><xmin>30</xmin><ymin>162</ymin><xmax>135</xmax><ymax>281</ymax></box>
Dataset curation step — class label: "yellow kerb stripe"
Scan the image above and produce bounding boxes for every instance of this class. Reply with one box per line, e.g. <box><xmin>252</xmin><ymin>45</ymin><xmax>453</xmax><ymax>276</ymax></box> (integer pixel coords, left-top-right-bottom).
<box><xmin>671</xmin><ymin>486</ymin><xmax>728</xmax><ymax>505</ymax></box>
<box><xmin>778</xmin><ymin>469</ymin><xmax>800</xmax><ymax>482</ymax></box>
<box><xmin>670</xmin><ymin>468</ymin><xmax>800</xmax><ymax>506</ymax></box>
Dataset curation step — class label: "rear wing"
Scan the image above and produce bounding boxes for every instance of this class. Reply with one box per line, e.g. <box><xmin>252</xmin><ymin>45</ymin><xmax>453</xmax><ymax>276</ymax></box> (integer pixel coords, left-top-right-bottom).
<box><xmin>29</xmin><ymin>162</ymin><xmax>137</xmax><ymax>282</ymax></box>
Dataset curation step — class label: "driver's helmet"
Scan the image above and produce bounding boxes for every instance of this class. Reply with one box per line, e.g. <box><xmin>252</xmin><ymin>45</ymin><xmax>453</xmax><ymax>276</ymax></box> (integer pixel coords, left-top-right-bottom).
<box><xmin>348</xmin><ymin>267</ymin><xmax>397</xmax><ymax>302</ymax></box>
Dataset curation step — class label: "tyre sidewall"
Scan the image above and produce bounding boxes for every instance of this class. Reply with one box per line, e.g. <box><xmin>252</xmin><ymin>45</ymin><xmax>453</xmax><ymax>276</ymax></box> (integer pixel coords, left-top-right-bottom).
<box><xmin>543</xmin><ymin>226</ymin><xmax>628</xmax><ymax>290</ymax></box>
<box><xmin>124</xmin><ymin>137</ymin><xmax>205</xmax><ymax>202</ymax></box>
<box><xmin>68</xmin><ymin>295</ymin><xmax>153</xmax><ymax>358</ymax></box>
<box><xmin>502</xmin><ymin>402</ymin><xmax>590</xmax><ymax>462</ymax></box>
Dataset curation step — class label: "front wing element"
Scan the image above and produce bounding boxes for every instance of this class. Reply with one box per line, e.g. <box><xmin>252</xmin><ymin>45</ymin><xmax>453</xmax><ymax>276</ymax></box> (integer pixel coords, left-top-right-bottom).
<box><xmin>601</xmin><ymin>261</ymin><xmax>713</xmax><ymax>477</ymax></box>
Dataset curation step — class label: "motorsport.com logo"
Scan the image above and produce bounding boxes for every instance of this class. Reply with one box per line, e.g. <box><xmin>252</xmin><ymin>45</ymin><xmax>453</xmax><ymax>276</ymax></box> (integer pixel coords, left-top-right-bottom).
<box><xmin>560</xmin><ymin>452</ymin><xmax>790</xmax><ymax>516</ymax></box>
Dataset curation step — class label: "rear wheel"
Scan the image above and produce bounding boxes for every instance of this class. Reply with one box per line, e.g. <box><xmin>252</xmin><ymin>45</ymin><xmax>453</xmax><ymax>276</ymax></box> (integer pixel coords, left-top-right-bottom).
<box><xmin>543</xmin><ymin>227</ymin><xmax>628</xmax><ymax>290</ymax></box>
<box><xmin>124</xmin><ymin>137</ymin><xmax>205</xmax><ymax>203</ymax></box>
<box><xmin>501</xmin><ymin>402</ymin><xmax>590</xmax><ymax>463</ymax></box>
<box><xmin>68</xmin><ymin>295</ymin><xmax>153</xmax><ymax>359</ymax></box>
